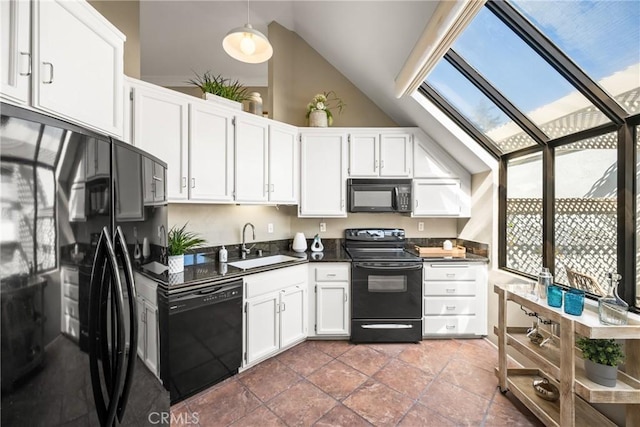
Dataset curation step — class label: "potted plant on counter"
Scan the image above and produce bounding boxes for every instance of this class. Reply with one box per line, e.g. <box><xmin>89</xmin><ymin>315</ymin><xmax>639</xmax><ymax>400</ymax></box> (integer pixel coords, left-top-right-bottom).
<box><xmin>187</xmin><ymin>70</ymin><xmax>248</xmax><ymax>110</ymax></box>
<box><xmin>167</xmin><ymin>223</ymin><xmax>205</xmax><ymax>274</ymax></box>
<box><xmin>576</xmin><ymin>337</ymin><xmax>624</xmax><ymax>387</ymax></box>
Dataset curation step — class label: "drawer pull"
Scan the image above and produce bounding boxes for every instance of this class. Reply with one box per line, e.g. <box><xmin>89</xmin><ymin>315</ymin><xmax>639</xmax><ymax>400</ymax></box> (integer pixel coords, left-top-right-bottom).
<box><xmin>446</xmin><ymin>289</ymin><xmax>456</xmax><ymax>293</ymax></box>
<box><xmin>326</xmin><ymin>274</ymin><xmax>336</xmax><ymax>277</ymax></box>
<box><xmin>446</xmin><ymin>325</ymin><xmax>456</xmax><ymax>330</ymax></box>
<box><xmin>446</xmin><ymin>306</ymin><xmax>456</xmax><ymax>310</ymax></box>
<box><xmin>446</xmin><ymin>273</ymin><xmax>455</xmax><ymax>278</ymax></box>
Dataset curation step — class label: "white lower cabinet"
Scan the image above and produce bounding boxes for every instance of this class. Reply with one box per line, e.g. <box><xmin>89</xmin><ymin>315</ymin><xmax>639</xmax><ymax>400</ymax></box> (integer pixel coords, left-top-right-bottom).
<box><xmin>134</xmin><ymin>273</ymin><xmax>160</xmax><ymax>378</ymax></box>
<box><xmin>308</xmin><ymin>263</ymin><xmax>350</xmax><ymax>337</ymax></box>
<box><xmin>244</xmin><ymin>265</ymin><xmax>307</xmax><ymax>367</ymax></box>
<box><xmin>423</xmin><ymin>263</ymin><xmax>487</xmax><ymax>337</ymax></box>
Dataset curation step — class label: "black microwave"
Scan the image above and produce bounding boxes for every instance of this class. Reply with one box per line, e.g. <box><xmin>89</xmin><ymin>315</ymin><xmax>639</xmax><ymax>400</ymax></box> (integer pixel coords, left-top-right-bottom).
<box><xmin>347</xmin><ymin>179</ymin><xmax>412</xmax><ymax>213</ymax></box>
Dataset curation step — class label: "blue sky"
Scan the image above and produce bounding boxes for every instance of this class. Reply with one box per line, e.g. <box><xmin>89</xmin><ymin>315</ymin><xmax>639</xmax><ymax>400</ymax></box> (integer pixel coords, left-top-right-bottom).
<box><xmin>427</xmin><ymin>0</ymin><xmax>640</xmax><ymax>133</ymax></box>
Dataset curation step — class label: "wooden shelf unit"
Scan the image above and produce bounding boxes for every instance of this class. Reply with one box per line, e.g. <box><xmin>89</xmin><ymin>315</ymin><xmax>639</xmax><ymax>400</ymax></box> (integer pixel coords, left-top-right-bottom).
<box><xmin>494</xmin><ymin>284</ymin><xmax>640</xmax><ymax>427</ymax></box>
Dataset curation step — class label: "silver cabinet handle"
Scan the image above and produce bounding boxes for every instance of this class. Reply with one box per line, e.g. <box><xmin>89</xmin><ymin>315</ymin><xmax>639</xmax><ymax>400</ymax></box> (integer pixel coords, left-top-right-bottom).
<box><xmin>415</xmin><ymin>199</ymin><xmax>419</xmax><ymax>207</ymax></box>
<box><xmin>191</xmin><ymin>178</ymin><xmax>195</xmax><ymax>188</ymax></box>
<box><xmin>344</xmin><ymin>293</ymin><xmax>347</xmax><ymax>302</ymax></box>
<box><xmin>327</xmin><ymin>273</ymin><xmax>336</xmax><ymax>277</ymax></box>
<box><xmin>381</xmin><ymin>160</ymin><xmax>385</xmax><ymax>168</ymax></box>
<box><xmin>446</xmin><ymin>306</ymin><xmax>456</xmax><ymax>310</ymax></box>
<box><xmin>281</xmin><ymin>302</ymin><xmax>286</xmax><ymax>312</ymax></box>
<box><xmin>341</xmin><ymin>199</ymin><xmax>344</xmax><ymax>208</ymax></box>
<box><xmin>374</xmin><ymin>159</ymin><xmax>378</xmax><ymax>170</ymax></box>
<box><xmin>446</xmin><ymin>273</ymin><xmax>455</xmax><ymax>278</ymax></box>
<box><xmin>446</xmin><ymin>325</ymin><xmax>456</xmax><ymax>330</ymax></box>
<box><xmin>19</xmin><ymin>52</ymin><xmax>31</xmax><ymax>76</ymax></box>
<box><xmin>182</xmin><ymin>177</ymin><xmax>187</xmax><ymax>188</ymax></box>
<box><xmin>42</xmin><ymin>62</ymin><xmax>54</xmax><ymax>84</ymax></box>
<box><xmin>446</xmin><ymin>289</ymin><xmax>456</xmax><ymax>293</ymax></box>
<box><xmin>152</xmin><ymin>175</ymin><xmax>162</xmax><ymax>181</ymax></box>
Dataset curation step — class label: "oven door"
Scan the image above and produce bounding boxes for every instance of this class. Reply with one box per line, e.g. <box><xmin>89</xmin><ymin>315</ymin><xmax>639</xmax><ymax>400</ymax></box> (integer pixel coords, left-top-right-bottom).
<box><xmin>351</xmin><ymin>262</ymin><xmax>422</xmax><ymax>319</ymax></box>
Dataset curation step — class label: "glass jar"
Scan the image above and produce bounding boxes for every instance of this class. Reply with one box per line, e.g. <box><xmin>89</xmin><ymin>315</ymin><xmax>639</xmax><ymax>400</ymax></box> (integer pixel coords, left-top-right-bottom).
<box><xmin>537</xmin><ymin>267</ymin><xmax>553</xmax><ymax>299</ymax></box>
<box><xmin>247</xmin><ymin>92</ymin><xmax>263</xmax><ymax>116</ymax></box>
<box><xmin>598</xmin><ymin>272</ymin><xmax>628</xmax><ymax>325</ymax></box>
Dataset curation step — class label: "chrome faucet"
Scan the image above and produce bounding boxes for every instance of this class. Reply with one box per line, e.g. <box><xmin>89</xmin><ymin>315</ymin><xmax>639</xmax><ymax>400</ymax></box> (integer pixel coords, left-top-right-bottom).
<box><xmin>241</xmin><ymin>222</ymin><xmax>256</xmax><ymax>259</ymax></box>
<box><xmin>160</xmin><ymin>225</ymin><xmax>167</xmax><ymax>263</ymax></box>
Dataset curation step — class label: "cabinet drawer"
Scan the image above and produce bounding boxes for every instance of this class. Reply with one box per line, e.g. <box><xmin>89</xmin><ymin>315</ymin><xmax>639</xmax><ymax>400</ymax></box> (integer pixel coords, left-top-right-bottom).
<box><xmin>63</xmin><ymin>297</ymin><xmax>79</xmax><ymax>319</ymax></box>
<box><xmin>424</xmin><ymin>297</ymin><xmax>476</xmax><ymax>315</ymax></box>
<box><xmin>63</xmin><ymin>282</ymin><xmax>79</xmax><ymax>301</ymax></box>
<box><xmin>245</xmin><ymin>264</ymin><xmax>307</xmax><ymax>298</ymax></box>
<box><xmin>315</xmin><ymin>266</ymin><xmax>349</xmax><ymax>282</ymax></box>
<box><xmin>424</xmin><ymin>266</ymin><xmax>477</xmax><ymax>281</ymax></box>
<box><xmin>63</xmin><ymin>315</ymin><xmax>80</xmax><ymax>339</ymax></box>
<box><xmin>424</xmin><ymin>282</ymin><xmax>476</xmax><ymax>296</ymax></box>
<box><xmin>61</xmin><ymin>267</ymin><xmax>79</xmax><ymax>285</ymax></box>
<box><xmin>134</xmin><ymin>272</ymin><xmax>157</xmax><ymax>305</ymax></box>
<box><xmin>423</xmin><ymin>315</ymin><xmax>479</xmax><ymax>335</ymax></box>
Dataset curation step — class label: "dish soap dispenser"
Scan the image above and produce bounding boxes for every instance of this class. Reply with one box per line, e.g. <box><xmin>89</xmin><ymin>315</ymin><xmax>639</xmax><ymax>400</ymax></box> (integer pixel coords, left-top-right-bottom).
<box><xmin>219</xmin><ymin>246</ymin><xmax>228</xmax><ymax>263</ymax></box>
<box><xmin>133</xmin><ymin>239</ymin><xmax>141</xmax><ymax>261</ymax></box>
<box><xmin>311</xmin><ymin>234</ymin><xmax>324</xmax><ymax>252</ymax></box>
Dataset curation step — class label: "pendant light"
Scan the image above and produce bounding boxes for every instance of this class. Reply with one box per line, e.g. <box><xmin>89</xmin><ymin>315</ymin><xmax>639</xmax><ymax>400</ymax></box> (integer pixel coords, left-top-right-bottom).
<box><xmin>222</xmin><ymin>0</ymin><xmax>273</xmax><ymax>64</ymax></box>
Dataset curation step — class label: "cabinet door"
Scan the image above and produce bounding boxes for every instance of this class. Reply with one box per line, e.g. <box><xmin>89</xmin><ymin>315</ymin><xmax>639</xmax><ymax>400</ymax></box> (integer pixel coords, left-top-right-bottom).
<box><xmin>144</xmin><ymin>300</ymin><xmax>159</xmax><ymax>377</ymax></box>
<box><xmin>299</xmin><ymin>132</ymin><xmax>347</xmax><ymax>217</ymax></box>
<box><xmin>34</xmin><ymin>0</ymin><xmax>123</xmax><ymax>137</ymax></box>
<box><xmin>268</xmin><ymin>123</ymin><xmax>297</xmax><ymax>203</ymax></box>
<box><xmin>188</xmin><ymin>103</ymin><xmax>234</xmax><ymax>202</ymax></box>
<box><xmin>1</xmin><ymin>0</ymin><xmax>30</xmax><ymax>105</ymax></box>
<box><xmin>380</xmin><ymin>133</ymin><xmax>412</xmax><ymax>177</ymax></box>
<box><xmin>412</xmin><ymin>179</ymin><xmax>461</xmax><ymax>216</ymax></box>
<box><xmin>316</xmin><ymin>282</ymin><xmax>349</xmax><ymax>335</ymax></box>
<box><xmin>69</xmin><ymin>183</ymin><xmax>86</xmax><ymax>222</ymax></box>
<box><xmin>85</xmin><ymin>138</ymin><xmax>110</xmax><ymax>180</ymax></box>
<box><xmin>348</xmin><ymin>133</ymin><xmax>378</xmax><ymax>177</ymax></box>
<box><xmin>131</xmin><ymin>84</ymin><xmax>188</xmax><ymax>201</ymax></box>
<box><xmin>245</xmin><ymin>293</ymin><xmax>279</xmax><ymax>365</ymax></box>
<box><xmin>280</xmin><ymin>285</ymin><xmax>306</xmax><ymax>348</ymax></box>
<box><xmin>152</xmin><ymin>162</ymin><xmax>166</xmax><ymax>203</ymax></box>
<box><xmin>113</xmin><ymin>144</ymin><xmax>143</xmax><ymax>221</ymax></box>
<box><xmin>235</xmin><ymin>115</ymin><xmax>268</xmax><ymax>202</ymax></box>
<box><xmin>136</xmin><ymin>296</ymin><xmax>145</xmax><ymax>359</ymax></box>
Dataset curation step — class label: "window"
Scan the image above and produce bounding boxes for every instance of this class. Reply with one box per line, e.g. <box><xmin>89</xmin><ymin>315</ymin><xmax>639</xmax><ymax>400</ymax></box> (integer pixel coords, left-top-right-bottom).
<box><xmin>636</xmin><ymin>126</ymin><xmax>640</xmax><ymax>307</ymax></box>
<box><xmin>0</xmin><ymin>162</ymin><xmax>56</xmax><ymax>279</ymax></box>
<box><xmin>554</xmin><ymin>133</ymin><xmax>617</xmax><ymax>290</ymax></box>
<box><xmin>506</xmin><ymin>152</ymin><xmax>543</xmax><ymax>276</ymax></box>
<box><xmin>451</xmin><ymin>7</ymin><xmax>611</xmax><ymax>138</ymax></box>
<box><xmin>511</xmin><ymin>0</ymin><xmax>640</xmax><ymax>115</ymax></box>
<box><xmin>418</xmin><ymin>0</ymin><xmax>638</xmax><ymax>309</ymax></box>
<box><xmin>426</xmin><ymin>60</ymin><xmax>538</xmax><ymax>153</ymax></box>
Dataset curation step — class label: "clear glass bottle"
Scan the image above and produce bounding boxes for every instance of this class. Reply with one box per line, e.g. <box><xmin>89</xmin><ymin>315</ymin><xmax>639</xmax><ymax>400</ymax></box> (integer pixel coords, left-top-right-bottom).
<box><xmin>598</xmin><ymin>272</ymin><xmax>628</xmax><ymax>325</ymax></box>
<box><xmin>538</xmin><ymin>267</ymin><xmax>552</xmax><ymax>300</ymax></box>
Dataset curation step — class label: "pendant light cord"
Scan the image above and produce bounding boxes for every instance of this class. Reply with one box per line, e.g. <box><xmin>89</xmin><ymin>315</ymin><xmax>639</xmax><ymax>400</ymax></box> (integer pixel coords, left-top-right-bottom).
<box><xmin>247</xmin><ymin>0</ymin><xmax>250</xmax><ymax>24</ymax></box>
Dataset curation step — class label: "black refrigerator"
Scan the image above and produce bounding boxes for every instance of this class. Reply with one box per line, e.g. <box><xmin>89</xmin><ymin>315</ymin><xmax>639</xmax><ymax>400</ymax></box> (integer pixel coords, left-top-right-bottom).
<box><xmin>0</xmin><ymin>103</ymin><xmax>170</xmax><ymax>425</ymax></box>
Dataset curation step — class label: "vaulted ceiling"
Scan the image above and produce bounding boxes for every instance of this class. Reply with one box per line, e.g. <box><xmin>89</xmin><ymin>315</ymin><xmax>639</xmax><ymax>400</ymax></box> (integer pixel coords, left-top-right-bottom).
<box><xmin>140</xmin><ymin>1</ymin><xmax>494</xmax><ymax>174</ymax></box>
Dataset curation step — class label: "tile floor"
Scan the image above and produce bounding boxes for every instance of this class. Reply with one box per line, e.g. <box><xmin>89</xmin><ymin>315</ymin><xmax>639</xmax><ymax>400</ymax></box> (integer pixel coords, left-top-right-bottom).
<box><xmin>171</xmin><ymin>339</ymin><xmax>543</xmax><ymax>427</ymax></box>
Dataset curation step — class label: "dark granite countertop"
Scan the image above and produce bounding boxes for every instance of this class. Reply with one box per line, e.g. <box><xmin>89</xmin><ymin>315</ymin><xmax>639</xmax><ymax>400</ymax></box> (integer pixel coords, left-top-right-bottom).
<box><xmin>156</xmin><ymin>241</ymin><xmax>351</xmax><ymax>294</ymax></box>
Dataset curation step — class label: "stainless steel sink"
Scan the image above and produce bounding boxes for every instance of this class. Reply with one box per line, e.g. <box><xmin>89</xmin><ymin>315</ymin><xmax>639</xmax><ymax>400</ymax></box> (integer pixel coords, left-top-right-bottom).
<box><xmin>228</xmin><ymin>254</ymin><xmax>301</xmax><ymax>270</ymax></box>
<box><xmin>141</xmin><ymin>261</ymin><xmax>168</xmax><ymax>275</ymax></box>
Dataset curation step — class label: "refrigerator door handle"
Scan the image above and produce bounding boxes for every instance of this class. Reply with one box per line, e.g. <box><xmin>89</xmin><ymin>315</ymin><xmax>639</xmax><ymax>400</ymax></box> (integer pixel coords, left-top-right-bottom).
<box><xmin>113</xmin><ymin>226</ymin><xmax>138</xmax><ymax>422</ymax></box>
<box><xmin>88</xmin><ymin>227</ymin><xmax>127</xmax><ymax>427</ymax></box>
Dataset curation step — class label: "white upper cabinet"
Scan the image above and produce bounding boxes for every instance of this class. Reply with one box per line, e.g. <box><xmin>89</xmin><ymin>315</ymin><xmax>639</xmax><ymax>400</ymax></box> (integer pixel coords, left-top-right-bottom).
<box><xmin>268</xmin><ymin>122</ymin><xmax>298</xmax><ymax>204</ymax></box>
<box><xmin>235</xmin><ymin>115</ymin><xmax>269</xmax><ymax>203</ymax></box>
<box><xmin>1</xmin><ymin>0</ymin><xmax>31</xmax><ymax>105</ymax></box>
<box><xmin>235</xmin><ymin>116</ymin><xmax>298</xmax><ymax>204</ymax></box>
<box><xmin>299</xmin><ymin>131</ymin><xmax>347</xmax><ymax>217</ymax></box>
<box><xmin>128</xmin><ymin>79</ymin><xmax>188</xmax><ymax>202</ymax></box>
<box><xmin>1</xmin><ymin>0</ymin><xmax>124</xmax><ymax>137</ymax></box>
<box><xmin>379</xmin><ymin>132</ymin><xmax>412</xmax><ymax>177</ymax></box>
<box><xmin>348</xmin><ymin>130</ymin><xmax>412</xmax><ymax>178</ymax></box>
<box><xmin>348</xmin><ymin>133</ymin><xmax>378</xmax><ymax>177</ymax></box>
<box><xmin>188</xmin><ymin>102</ymin><xmax>234</xmax><ymax>202</ymax></box>
<box><xmin>413</xmin><ymin>178</ymin><xmax>463</xmax><ymax>217</ymax></box>
<box><xmin>33</xmin><ymin>0</ymin><xmax>124</xmax><ymax>137</ymax></box>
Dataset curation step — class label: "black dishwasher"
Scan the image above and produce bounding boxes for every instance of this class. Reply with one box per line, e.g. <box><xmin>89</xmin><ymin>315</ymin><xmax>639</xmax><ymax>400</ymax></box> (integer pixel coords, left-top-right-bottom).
<box><xmin>165</xmin><ymin>279</ymin><xmax>243</xmax><ymax>403</ymax></box>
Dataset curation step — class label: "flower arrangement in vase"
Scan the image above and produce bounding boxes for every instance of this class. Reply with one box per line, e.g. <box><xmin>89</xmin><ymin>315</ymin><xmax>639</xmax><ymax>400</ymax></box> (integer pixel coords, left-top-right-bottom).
<box><xmin>306</xmin><ymin>91</ymin><xmax>345</xmax><ymax>127</ymax></box>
